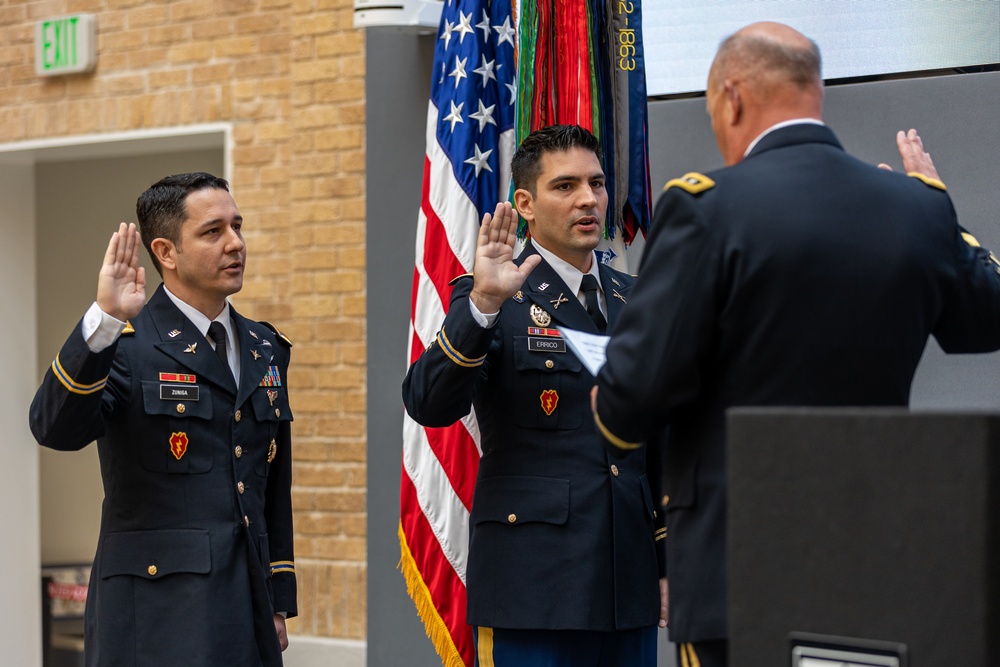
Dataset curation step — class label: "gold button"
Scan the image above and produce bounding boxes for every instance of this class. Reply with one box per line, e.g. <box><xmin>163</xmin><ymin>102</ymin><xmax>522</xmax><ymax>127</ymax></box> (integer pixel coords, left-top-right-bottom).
<box><xmin>507</xmin><ymin>514</ymin><xmax>517</xmax><ymax>524</ymax></box>
<box><xmin>235</xmin><ymin>445</ymin><xmax>243</xmax><ymax>459</ymax></box>
<box><xmin>545</xmin><ymin>359</ymin><xmax>554</xmax><ymax>369</ymax></box>
<box><xmin>274</xmin><ymin>408</ymin><xmax>281</xmax><ymax>418</ymax></box>
<box><xmin>176</xmin><ymin>403</ymin><xmax>186</xmax><ymax>414</ymax></box>
<box><xmin>147</xmin><ymin>565</ymin><xmax>157</xmax><ymax>576</ymax></box>
<box><xmin>237</xmin><ymin>481</ymin><xmax>245</xmax><ymax>494</ymax></box>
<box><xmin>662</xmin><ymin>495</ymin><xmax>670</xmax><ymax>507</ymax></box>
<box><xmin>244</xmin><ymin>515</ymin><xmax>250</xmax><ymax>527</ymax></box>
<box><xmin>611</xmin><ymin>464</ymin><xmax>619</xmax><ymax>477</ymax></box>
<box><xmin>234</xmin><ymin>410</ymin><xmax>242</xmax><ymax>422</ymax></box>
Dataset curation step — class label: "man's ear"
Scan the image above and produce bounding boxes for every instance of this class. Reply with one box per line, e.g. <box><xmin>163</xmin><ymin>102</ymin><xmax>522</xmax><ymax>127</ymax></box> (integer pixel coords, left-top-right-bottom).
<box><xmin>150</xmin><ymin>238</ymin><xmax>176</xmax><ymax>272</ymax></box>
<box><xmin>725</xmin><ymin>80</ymin><xmax>742</xmax><ymax>125</ymax></box>
<box><xmin>513</xmin><ymin>188</ymin><xmax>534</xmax><ymax>222</ymax></box>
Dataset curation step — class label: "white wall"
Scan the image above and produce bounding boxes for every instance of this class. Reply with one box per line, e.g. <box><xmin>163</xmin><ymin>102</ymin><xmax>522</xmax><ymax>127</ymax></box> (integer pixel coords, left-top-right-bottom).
<box><xmin>0</xmin><ymin>162</ymin><xmax>42</xmax><ymax>666</ymax></box>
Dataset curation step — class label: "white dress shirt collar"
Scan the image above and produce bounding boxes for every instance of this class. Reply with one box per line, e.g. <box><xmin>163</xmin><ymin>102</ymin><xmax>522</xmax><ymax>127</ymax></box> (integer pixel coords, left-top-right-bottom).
<box><xmin>163</xmin><ymin>286</ymin><xmax>240</xmax><ymax>382</ymax></box>
<box><xmin>530</xmin><ymin>239</ymin><xmax>602</xmax><ymax>303</ymax></box>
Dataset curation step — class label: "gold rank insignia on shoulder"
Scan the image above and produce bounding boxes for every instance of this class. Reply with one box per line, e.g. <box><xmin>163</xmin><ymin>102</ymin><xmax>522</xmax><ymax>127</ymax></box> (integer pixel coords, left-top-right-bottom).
<box><xmin>122</xmin><ymin>321</ymin><xmax>136</xmax><ymax>335</ymax></box>
<box><xmin>908</xmin><ymin>172</ymin><xmax>947</xmax><ymax>191</ymax></box>
<box><xmin>664</xmin><ymin>172</ymin><xmax>716</xmax><ymax>195</ymax></box>
<box><xmin>530</xmin><ymin>304</ymin><xmax>552</xmax><ymax>327</ymax></box>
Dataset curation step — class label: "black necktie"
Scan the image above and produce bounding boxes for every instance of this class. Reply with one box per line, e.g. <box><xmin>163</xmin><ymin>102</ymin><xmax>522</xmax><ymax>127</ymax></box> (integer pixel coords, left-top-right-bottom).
<box><xmin>581</xmin><ymin>274</ymin><xmax>607</xmax><ymax>333</ymax></box>
<box><xmin>207</xmin><ymin>322</ymin><xmax>233</xmax><ymax>379</ymax></box>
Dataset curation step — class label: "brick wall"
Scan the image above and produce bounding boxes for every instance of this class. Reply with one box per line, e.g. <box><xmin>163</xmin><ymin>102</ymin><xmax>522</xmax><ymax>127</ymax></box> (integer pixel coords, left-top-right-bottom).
<box><xmin>1</xmin><ymin>0</ymin><xmax>368</xmax><ymax>641</ymax></box>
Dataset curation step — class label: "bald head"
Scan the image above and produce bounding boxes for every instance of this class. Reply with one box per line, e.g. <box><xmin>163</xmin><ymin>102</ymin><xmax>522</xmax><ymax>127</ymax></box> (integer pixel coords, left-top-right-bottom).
<box><xmin>706</xmin><ymin>22</ymin><xmax>824</xmax><ymax>165</ymax></box>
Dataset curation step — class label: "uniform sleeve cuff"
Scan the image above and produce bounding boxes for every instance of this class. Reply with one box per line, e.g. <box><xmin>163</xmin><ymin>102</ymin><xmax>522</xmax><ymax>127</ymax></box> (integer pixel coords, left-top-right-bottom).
<box><xmin>593</xmin><ymin>408</ymin><xmax>643</xmax><ymax>450</ymax></box>
<box><xmin>82</xmin><ymin>302</ymin><xmax>126</xmax><ymax>352</ymax></box>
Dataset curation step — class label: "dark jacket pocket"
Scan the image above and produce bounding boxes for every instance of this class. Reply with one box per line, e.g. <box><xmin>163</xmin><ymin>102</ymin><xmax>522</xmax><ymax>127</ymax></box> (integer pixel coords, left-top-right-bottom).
<box><xmin>140</xmin><ymin>381</ymin><xmax>214</xmax><ymax>473</ymax></box>
<box><xmin>510</xmin><ymin>337</ymin><xmax>584</xmax><ymax>431</ymax></box>
<box><xmin>101</xmin><ymin>529</ymin><xmax>211</xmax><ymax>579</ymax></box>
<box><xmin>471</xmin><ymin>475</ymin><xmax>570</xmax><ymax>526</ymax></box>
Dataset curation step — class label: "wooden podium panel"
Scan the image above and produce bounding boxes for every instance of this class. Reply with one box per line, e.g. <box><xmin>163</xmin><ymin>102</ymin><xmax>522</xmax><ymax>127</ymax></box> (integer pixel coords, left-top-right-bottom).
<box><xmin>727</xmin><ymin>409</ymin><xmax>1000</xmax><ymax>666</ymax></box>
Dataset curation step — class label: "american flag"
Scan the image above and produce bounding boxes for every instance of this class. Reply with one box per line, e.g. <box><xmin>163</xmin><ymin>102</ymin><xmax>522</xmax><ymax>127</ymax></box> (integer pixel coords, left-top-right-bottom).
<box><xmin>398</xmin><ymin>1</ymin><xmax>517</xmax><ymax>665</ymax></box>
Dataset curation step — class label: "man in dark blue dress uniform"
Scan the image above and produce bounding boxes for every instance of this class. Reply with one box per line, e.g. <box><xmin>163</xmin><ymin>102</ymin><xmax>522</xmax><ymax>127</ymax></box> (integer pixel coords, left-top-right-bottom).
<box><xmin>403</xmin><ymin>125</ymin><xmax>666</xmax><ymax>666</ymax></box>
<box><xmin>30</xmin><ymin>173</ymin><xmax>296</xmax><ymax>667</ymax></box>
<box><xmin>593</xmin><ymin>22</ymin><xmax>1000</xmax><ymax>667</ymax></box>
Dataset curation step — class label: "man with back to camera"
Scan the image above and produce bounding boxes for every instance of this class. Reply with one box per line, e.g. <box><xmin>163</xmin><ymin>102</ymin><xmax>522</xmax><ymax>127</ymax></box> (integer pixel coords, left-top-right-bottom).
<box><xmin>403</xmin><ymin>124</ymin><xmax>666</xmax><ymax>666</ymax></box>
<box><xmin>30</xmin><ymin>173</ymin><xmax>296</xmax><ymax>666</ymax></box>
<box><xmin>591</xmin><ymin>22</ymin><xmax>1000</xmax><ymax>667</ymax></box>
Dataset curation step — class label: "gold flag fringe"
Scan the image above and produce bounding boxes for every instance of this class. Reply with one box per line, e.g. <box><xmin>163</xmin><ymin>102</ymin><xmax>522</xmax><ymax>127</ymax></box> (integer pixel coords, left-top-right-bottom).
<box><xmin>398</xmin><ymin>521</ymin><xmax>468</xmax><ymax>667</ymax></box>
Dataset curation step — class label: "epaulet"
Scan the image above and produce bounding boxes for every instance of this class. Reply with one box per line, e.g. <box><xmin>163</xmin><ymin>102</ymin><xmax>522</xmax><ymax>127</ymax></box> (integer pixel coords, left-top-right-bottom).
<box><xmin>121</xmin><ymin>321</ymin><xmax>136</xmax><ymax>335</ymax></box>
<box><xmin>664</xmin><ymin>172</ymin><xmax>715</xmax><ymax>195</ymax></box>
<box><xmin>260</xmin><ymin>321</ymin><xmax>292</xmax><ymax>347</ymax></box>
<box><xmin>907</xmin><ymin>172</ymin><xmax>946</xmax><ymax>191</ymax></box>
<box><xmin>448</xmin><ymin>273</ymin><xmax>474</xmax><ymax>286</ymax></box>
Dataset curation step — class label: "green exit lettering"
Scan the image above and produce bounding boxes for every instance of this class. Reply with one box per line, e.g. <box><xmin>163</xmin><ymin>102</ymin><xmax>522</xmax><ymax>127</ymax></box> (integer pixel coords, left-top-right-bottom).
<box><xmin>41</xmin><ymin>16</ymin><xmax>80</xmax><ymax>71</ymax></box>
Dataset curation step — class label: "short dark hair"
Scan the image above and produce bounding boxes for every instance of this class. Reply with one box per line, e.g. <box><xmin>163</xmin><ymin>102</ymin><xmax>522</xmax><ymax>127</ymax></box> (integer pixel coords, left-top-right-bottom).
<box><xmin>511</xmin><ymin>125</ymin><xmax>603</xmax><ymax>194</ymax></box>
<box><xmin>136</xmin><ymin>172</ymin><xmax>230</xmax><ymax>276</ymax></box>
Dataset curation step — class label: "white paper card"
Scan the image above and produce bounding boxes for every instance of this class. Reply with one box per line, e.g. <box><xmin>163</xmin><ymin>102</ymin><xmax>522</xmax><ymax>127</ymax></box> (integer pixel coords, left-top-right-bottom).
<box><xmin>558</xmin><ymin>327</ymin><xmax>610</xmax><ymax>376</ymax></box>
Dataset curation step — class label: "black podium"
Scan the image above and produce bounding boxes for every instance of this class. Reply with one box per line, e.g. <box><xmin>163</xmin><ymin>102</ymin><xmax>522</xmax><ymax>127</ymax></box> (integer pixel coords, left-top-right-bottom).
<box><xmin>726</xmin><ymin>409</ymin><xmax>1000</xmax><ymax>667</ymax></box>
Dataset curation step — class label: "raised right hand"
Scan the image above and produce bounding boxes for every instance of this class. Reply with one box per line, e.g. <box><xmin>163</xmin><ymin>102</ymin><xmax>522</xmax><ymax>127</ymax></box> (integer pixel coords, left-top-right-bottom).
<box><xmin>96</xmin><ymin>222</ymin><xmax>147</xmax><ymax>322</ymax></box>
<box><xmin>469</xmin><ymin>202</ymin><xmax>541</xmax><ymax>314</ymax></box>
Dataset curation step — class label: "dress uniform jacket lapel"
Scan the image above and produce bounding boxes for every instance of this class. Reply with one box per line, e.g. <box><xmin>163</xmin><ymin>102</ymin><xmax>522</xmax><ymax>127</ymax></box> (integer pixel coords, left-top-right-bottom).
<box><xmin>599</xmin><ymin>262</ymin><xmax>630</xmax><ymax>328</ymax></box>
<box><xmin>518</xmin><ymin>244</ymin><xmax>597</xmax><ymax>332</ymax></box>
<box><xmin>147</xmin><ymin>286</ymin><xmax>237</xmax><ymax>394</ymax></box>
<box><xmin>233</xmin><ymin>311</ymin><xmax>276</xmax><ymax>408</ymax></box>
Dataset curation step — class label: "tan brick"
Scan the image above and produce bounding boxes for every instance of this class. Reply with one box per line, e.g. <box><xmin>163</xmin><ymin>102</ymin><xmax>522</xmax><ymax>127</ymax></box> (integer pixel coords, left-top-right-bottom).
<box><xmin>215</xmin><ymin>36</ymin><xmax>260</xmax><ymax>57</ymax></box>
<box><xmin>148</xmin><ymin>24</ymin><xmax>191</xmax><ymax>46</ymax></box>
<box><xmin>0</xmin><ymin>5</ymin><xmax>28</xmax><ymax>26</ymax></box>
<box><xmin>127</xmin><ymin>48</ymin><xmax>167</xmax><ymax>70</ymax></box>
<box><xmin>292</xmin><ymin>14</ymin><xmax>340</xmax><ymax>36</ymax></box>
<box><xmin>169</xmin><ymin>41</ymin><xmax>212</xmax><ymax>63</ymax></box>
<box><xmin>342</xmin><ymin>295</ymin><xmax>366</xmax><ymax>317</ymax></box>
<box><xmin>315</xmin><ymin>79</ymin><xmax>364</xmax><ymax>104</ymax></box>
<box><xmin>192</xmin><ymin>63</ymin><xmax>234</xmax><ymax>85</ymax></box>
<box><xmin>260</xmin><ymin>33</ymin><xmax>291</xmax><ymax>56</ymax></box>
<box><xmin>191</xmin><ymin>18</ymin><xmax>235</xmax><ymax>40</ymax></box>
<box><xmin>128</xmin><ymin>5</ymin><xmax>169</xmax><ymax>28</ymax></box>
<box><xmin>236</xmin><ymin>56</ymin><xmax>290</xmax><ymax>78</ymax></box>
<box><xmin>170</xmin><ymin>2</ymin><xmax>215</xmax><ymax>22</ymax></box>
<box><xmin>314</xmin><ymin>31</ymin><xmax>364</xmax><ymax>57</ymax></box>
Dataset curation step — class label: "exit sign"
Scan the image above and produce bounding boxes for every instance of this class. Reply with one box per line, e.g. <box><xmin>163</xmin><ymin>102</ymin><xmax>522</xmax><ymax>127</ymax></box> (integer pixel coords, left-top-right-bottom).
<box><xmin>35</xmin><ymin>14</ymin><xmax>97</xmax><ymax>76</ymax></box>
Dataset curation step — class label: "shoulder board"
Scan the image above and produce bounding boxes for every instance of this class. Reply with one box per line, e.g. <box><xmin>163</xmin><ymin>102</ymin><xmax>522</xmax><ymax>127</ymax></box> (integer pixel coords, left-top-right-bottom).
<box><xmin>664</xmin><ymin>172</ymin><xmax>715</xmax><ymax>195</ymax></box>
<box><xmin>908</xmin><ymin>172</ymin><xmax>946</xmax><ymax>191</ymax></box>
<box><xmin>260</xmin><ymin>321</ymin><xmax>292</xmax><ymax>347</ymax></box>
<box><xmin>121</xmin><ymin>320</ymin><xmax>136</xmax><ymax>335</ymax></box>
<box><xmin>448</xmin><ymin>273</ymin><xmax>474</xmax><ymax>286</ymax></box>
